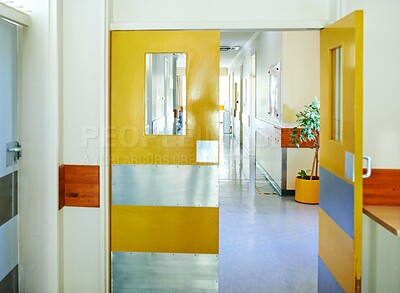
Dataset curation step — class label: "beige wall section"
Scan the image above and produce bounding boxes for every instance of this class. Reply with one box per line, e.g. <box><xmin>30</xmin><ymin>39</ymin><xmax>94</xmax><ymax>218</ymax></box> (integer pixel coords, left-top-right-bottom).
<box><xmin>345</xmin><ymin>0</ymin><xmax>400</xmax><ymax>168</ymax></box>
<box><xmin>282</xmin><ymin>31</ymin><xmax>320</xmax><ymax>122</ymax></box>
<box><xmin>362</xmin><ymin>214</ymin><xmax>400</xmax><ymax>292</ymax></box>
<box><xmin>286</xmin><ymin>148</ymin><xmax>315</xmax><ymax>189</ymax></box>
<box><xmin>282</xmin><ymin>31</ymin><xmax>319</xmax><ymax>189</ymax></box>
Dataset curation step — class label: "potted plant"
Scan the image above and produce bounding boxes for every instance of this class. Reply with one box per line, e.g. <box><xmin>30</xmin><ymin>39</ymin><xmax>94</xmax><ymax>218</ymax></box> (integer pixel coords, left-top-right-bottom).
<box><xmin>291</xmin><ymin>98</ymin><xmax>320</xmax><ymax>204</ymax></box>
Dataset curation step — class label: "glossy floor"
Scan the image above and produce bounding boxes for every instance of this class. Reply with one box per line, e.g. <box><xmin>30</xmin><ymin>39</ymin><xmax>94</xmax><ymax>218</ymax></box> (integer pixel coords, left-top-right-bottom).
<box><xmin>219</xmin><ymin>134</ymin><xmax>318</xmax><ymax>293</ymax></box>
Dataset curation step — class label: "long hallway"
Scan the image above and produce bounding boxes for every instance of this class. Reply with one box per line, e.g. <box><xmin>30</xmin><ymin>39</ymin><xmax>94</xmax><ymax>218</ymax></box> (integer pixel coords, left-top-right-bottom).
<box><xmin>218</xmin><ymin>133</ymin><xmax>319</xmax><ymax>293</ymax></box>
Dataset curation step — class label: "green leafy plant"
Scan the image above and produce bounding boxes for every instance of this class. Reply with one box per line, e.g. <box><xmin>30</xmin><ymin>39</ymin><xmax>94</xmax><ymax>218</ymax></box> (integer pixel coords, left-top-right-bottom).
<box><xmin>291</xmin><ymin>98</ymin><xmax>320</xmax><ymax>180</ymax></box>
<box><xmin>297</xmin><ymin>169</ymin><xmax>311</xmax><ymax>179</ymax></box>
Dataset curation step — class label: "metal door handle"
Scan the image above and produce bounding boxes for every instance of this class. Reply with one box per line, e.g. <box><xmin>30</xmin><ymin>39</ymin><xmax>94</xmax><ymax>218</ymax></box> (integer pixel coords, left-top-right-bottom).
<box><xmin>6</xmin><ymin>141</ymin><xmax>22</xmax><ymax>166</ymax></box>
<box><xmin>7</xmin><ymin>146</ymin><xmax>22</xmax><ymax>152</ymax></box>
<box><xmin>362</xmin><ymin>156</ymin><xmax>372</xmax><ymax>179</ymax></box>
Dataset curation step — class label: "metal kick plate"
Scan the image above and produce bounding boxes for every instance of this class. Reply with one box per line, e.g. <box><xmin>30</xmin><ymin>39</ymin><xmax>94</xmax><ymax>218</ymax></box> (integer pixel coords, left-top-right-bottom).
<box><xmin>196</xmin><ymin>140</ymin><xmax>219</xmax><ymax>163</ymax></box>
<box><xmin>112</xmin><ymin>252</ymin><xmax>218</xmax><ymax>292</ymax></box>
<box><xmin>112</xmin><ymin>165</ymin><xmax>219</xmax><ymax>207</ymax></box>
<box><xmin>345</xmin><ymin>151</ymin><xmax>355</xmax><ymax>182</ymax></box>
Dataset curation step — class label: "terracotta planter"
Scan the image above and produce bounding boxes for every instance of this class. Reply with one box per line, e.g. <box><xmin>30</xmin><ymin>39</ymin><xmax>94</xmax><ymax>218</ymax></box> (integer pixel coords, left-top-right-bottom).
<box><xmin>295</xmin><ymin>176</ymin><xmax>319</xmax><ymax>204</ymax></box>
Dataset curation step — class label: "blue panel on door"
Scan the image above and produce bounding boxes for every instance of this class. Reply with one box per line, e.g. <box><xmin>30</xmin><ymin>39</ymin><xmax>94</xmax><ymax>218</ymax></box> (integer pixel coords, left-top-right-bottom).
<box><xmin>320</xmin><ymin>167</ymin><xmax>354</xmax><ymax>239</ymax></box>
<box><xmin>318</xmin><ymin>257</ymin><xmax>344</xmax><ymax>293</ymax></box>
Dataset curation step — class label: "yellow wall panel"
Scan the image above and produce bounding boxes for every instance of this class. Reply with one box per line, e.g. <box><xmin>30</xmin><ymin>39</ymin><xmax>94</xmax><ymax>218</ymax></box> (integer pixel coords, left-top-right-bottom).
<box><xmin>319</xmin><ymin>208</ymin><xmax>354</xmax><ymax>293</ymax></box>
<box><xmin>112</xmin><ymin>205</ymin><xmax>219</xmax><ymax>254</ymax></box>
<box><xmin>110</xmin><ymin>30</ymin><xmax>220</xmax><ymax>165</ymax></box>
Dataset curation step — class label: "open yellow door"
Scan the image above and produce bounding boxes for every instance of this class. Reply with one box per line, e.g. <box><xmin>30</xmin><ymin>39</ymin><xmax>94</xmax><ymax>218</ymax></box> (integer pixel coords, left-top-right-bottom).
<box><xmin>319</xmin><ymin>11</ymin><xmax>363</xmax><ymax>293</ymax></box>
<box><xmin>110</xmin><ymin>31</ymin><xmax>220</xmax><ymax>292</ymax></box>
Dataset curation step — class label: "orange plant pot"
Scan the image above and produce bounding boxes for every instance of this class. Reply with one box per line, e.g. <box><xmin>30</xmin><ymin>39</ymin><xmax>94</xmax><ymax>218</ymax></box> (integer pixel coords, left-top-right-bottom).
<box><xmin>295</xmin><ymin>176</ymin><xmax>319</xmax><ymax>204</ymax></box>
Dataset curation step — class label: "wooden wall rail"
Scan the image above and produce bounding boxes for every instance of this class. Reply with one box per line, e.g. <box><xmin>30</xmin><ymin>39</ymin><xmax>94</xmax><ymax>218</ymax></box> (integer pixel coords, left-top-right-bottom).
<box><xmin>59</xmin><ymin>166</ymin><xmax>65</xmax><ymax>210</ymax></box>
<box><xmin>363</xmin><ymin>169</ymin><xmax>400</xmax><ymax>206</ymax></box>
<box><xmin>280</xmin><ymin>128</ymin><xmax>315</xmax><ymax>148</ymax></box>
<box><xmin>59</xmin><ymin>165</ymin><xmax>100</xmax><ymax>209</ymax></box>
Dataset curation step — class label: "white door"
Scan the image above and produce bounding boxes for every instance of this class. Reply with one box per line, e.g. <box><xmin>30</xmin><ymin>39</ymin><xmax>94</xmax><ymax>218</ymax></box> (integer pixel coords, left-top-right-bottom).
<box><xmin>0</xmin><ymin>18</ymin><xmax>20</xmax><ymax>293</ymax></box>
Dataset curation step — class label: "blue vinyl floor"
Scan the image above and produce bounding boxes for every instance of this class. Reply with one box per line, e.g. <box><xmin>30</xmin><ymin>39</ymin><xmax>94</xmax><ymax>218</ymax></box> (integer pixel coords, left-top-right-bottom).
<box><xmin>218</xmin><ymin>134</ymin><xmax>318</xmax><ymax>293</ymax></box>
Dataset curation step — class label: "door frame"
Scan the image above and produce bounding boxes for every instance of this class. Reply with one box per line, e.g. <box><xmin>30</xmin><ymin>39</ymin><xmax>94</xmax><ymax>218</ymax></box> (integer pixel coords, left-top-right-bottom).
<box><xmin>0</xmin><ymin>17</ymin><xmax>20</xmax><ymax>292</ymax></box>
<box><xmin>105</xmin><ymin>18</ymin><xmax>358</xmax><ymax>292</ymax></box>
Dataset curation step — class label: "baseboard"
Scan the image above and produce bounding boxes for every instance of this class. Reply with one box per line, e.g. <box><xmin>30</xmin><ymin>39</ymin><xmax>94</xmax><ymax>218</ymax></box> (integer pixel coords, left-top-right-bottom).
<box><xmin>281</xmin><ymin>190</ymin><xmax>295</xmax><ymax>197</ymax></box>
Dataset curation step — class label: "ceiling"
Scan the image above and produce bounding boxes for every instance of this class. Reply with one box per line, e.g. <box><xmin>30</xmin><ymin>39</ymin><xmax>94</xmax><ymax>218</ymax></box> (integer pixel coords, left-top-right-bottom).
<box><xmin>220</xmin><ymin>31</ymin><xmax>257</xmax><ymax>68</ymax></box>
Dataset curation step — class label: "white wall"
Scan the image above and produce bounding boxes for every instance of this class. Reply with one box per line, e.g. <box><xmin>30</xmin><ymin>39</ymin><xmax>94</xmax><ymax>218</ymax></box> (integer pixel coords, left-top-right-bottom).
<box><xmin>61</xmin><ymin>0</ymin><xmax>106</xmax><ymax>292</ymax></box>
<box><xmin>18</xmin><ymin>0</ymin><xmax>107</xmax><ymax>292</ymax></box>
<box><xmin>19</xmin><ymin>0</ymin><xmax>60</xmax><ymax>292</ymax></box>
<box><xmin>63</xmin><ymin>0</ymin><xmax>101</xmax><ymax>164</ymax></box>
<box><xmin>63</xmin><ymin>208</ymin><xmax>101</xmax><ymax>293</ymax></box>
<box><xmin>252</xmin><ymin>32</ymin><xmax>283</xmax><ymax>185</ymax></box>
<box><xmin>344</xmin><ymin>0</ymin><xmax>400</xmax><ymax>168</ymax></box>
<box><xmin>362</xmin><ymin>214</ymin><xmax>400</xmax><ymax>292</ymax></box>
<box><xmin>112</xmin><ymin>0</ymin><xmax>332</xmax><ymax>29</ymax></box>
<box><xmin>341</xmin><ymin>1</ymin><xmax>400</xmax><ymax>290</ymax></box>
<box><xmin>255</xmin><ymin>32</ymin><xmax>283</xmax><ymax>122</ymax></box>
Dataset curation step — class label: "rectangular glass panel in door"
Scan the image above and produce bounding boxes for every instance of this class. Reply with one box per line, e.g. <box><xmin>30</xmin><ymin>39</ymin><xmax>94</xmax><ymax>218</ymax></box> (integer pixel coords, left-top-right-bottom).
<box><xmin>331</xmin><ymin>47</ymin><xmax>343</xmax><ymax>142</ymax></box>
<box><xmin>145</xmin><ymin>53</ymin><xmax>187</xmax><ymax>135</ymax></box>
<box><xmin>319</xmin><ymin>11</ymin><xmax>363</xmax><ymax>293</ymax></box>
<box><xmin>0</xmin><ymin>18</ymin><xmax>19</xmax><ymax>293</ymax></box>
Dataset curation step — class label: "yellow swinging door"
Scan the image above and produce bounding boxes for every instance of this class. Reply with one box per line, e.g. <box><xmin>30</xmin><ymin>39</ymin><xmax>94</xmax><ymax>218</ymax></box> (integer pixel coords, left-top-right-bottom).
<box><xmin>110</xmin><ymin>31</ymin><xmax>220</xmax><ymax>291</ymax></box>
<box><xmin>319</xmin><ymin>11</ymin><xmax>363</xmax><ymax>292</ymax></box>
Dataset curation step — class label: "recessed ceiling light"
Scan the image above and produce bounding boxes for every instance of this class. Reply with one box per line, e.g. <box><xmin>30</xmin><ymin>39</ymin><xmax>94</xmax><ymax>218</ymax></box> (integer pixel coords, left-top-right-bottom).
<box><xmin>220</xmin><ymin>46</ymin><xmax>241</xmax><ymax>52</ymax></box>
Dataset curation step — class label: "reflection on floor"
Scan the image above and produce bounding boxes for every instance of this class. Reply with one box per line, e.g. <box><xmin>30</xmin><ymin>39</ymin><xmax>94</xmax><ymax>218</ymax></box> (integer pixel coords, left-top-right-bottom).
<box><xmin>219</xmin><ymin>134</ymin><xmax>318</xmax><ymax>293</ymax></box>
